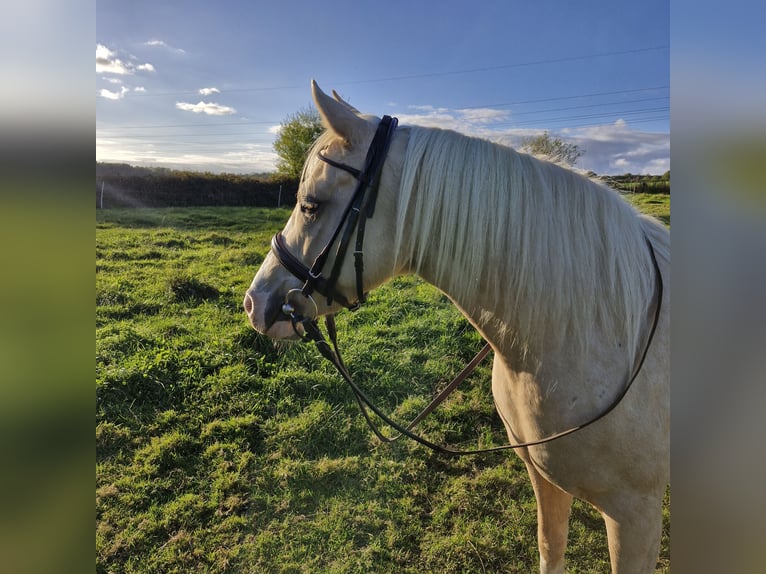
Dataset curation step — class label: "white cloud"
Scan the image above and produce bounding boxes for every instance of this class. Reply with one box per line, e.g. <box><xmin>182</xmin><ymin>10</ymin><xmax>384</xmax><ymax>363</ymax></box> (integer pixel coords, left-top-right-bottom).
<box><xmin>96</xmin><ymin>44</ymin><xmax>155</xmax><ymax>75</ymax></box>
<box><xmin>96</xmin><ymin>44</ymin><xmax>131</xmax><ymax>75</ymax></box>
<box><xmin>175</xmin><ymin>101</ymin><xmax>236</xmax><ymax>115</ymax></box>
<box><xmin>459</xmin><ymin>108</ymin><xmax>510</xmax><ymax>124</ymax></box>
<box><xmin>99</xmin><ymin>86</ymin><xmax>129</xmax><ymax>100</ymax></box>
<box><xmin>397</xmin><ymin>104</ymin><xmax>510</xmax><ymax>133</ymax></box>
<box><xmin>395</xmin><ymin>104</ymin><xmax>668</xmax><ymax>175</ymax></box>
<box><xmin>564</xmin><ymin>120</ymin><xmax>670</xmax><ymax>174</ymax></box>
<box><xmin>268</xmin><ymin>125</ymin><xmax>282</xmax><ymax>135</ymax></box>
<box><xmin>613</xmin><ymin>158</ymin><xmax>630</xmax><ymax>169</ymax></box>
<box><xmin>199</xmin><ymin>87</ymin><xmax>220</xmax><ymax>96</ymax></box>
<box><xmin>144</xmin><ymin>39</ymin><xmax>186</xmax><ymax>54</ymax></box>
<box><xmin>96</xmin><ymin>139</ymin><xmax>278</xmax><ymax>174</ymax></box>
<box><xmin>133</xmin><ymin>86</ymin><xmax>146</xmax><ymax>93</ymax></box>
<box><xmin>409</xmin><ymin>104</ymin><xmax>449</xmax><ymax>113</ymax></box>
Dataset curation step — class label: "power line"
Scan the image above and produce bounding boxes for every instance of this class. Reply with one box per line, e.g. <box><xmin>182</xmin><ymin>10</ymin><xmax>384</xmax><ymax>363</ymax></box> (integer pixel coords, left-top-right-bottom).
<box><xmin>481</xmin><ymin>96</ymin><xmax>668</xmax><ymax>119</ymax></box>
<box><xmin>496</xmin><ymin>106</ymin><xmax>670</xmax><ymax>129</ymax></box>
<box><xmin>98</xmin><ymin>110</ymin><xmax>669</xmax><ymax>146</ymax></box>
<box><xmin>561</xmin><ymin>115</ymin><xmax>670</xmax><ymax>130</ymax></box>
<box><xmin>96</xmin><ymin>120</ymin><xmax>278</xmax><ymax>130</ymax></box>
<box><xmin>100</xmin><ymin>132</ymin><xmax>277</xmax><ymax>139</ymax></box>
<box><xmin>334</xmin><ymin>46</ymin><xmax>668</xmax><ymax>86</ymax></box>
<box><xmin>96</xmin><ymin>85</ymin><xmax>669</xmax><ymax>132</ymax></box>
<box><xmin>119</xmin><ymin>46</ymin><xmax>668</xmax><ymax>98</ymax></box>
<box><xmin>455</xmin><ymin>86</ymin><xmax>668</xmax><ymax>110</ymax></box>
<box><xmin>99</xmin><ymin>103</ymin><xmax>668</xmax><ymax>140</ymax></box>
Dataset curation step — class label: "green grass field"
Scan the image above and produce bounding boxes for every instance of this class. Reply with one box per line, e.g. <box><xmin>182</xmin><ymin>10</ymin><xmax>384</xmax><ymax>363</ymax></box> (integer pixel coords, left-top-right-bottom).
<box><xmin>97</xmin><ymin>194</ymin><xmax>669</xmax><ymax>573</ymax></box>
<box><xmin>623</xmin><ymin>192</ymin><xmax>670</xmax><ymax>226</ymax></box>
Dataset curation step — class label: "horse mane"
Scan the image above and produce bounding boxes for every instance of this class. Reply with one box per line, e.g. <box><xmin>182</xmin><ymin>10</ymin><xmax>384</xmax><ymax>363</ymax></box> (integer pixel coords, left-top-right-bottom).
<box><xmin>393</xmin><ymin>125</ymin><xmax>669</xmax><ymax>360</ymax></box>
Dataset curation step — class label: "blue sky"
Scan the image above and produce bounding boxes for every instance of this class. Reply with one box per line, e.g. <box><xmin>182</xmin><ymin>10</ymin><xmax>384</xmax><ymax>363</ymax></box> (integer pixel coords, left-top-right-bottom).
<box><xmin>96</xmin><ymin>0</ymin><xmax>669</xmax><ymax>175</ymax></box>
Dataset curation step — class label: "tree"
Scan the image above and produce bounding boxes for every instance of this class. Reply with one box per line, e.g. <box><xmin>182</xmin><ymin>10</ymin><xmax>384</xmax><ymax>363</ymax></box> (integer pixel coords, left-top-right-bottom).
<box><xmin>273</xmin><ymin>107</ymin><xmax>324</xmax><ymax>179</ymax></box>
<box><xmin>520</xmin><ymin>131</ymin><xmax>584</xmax><ymax>166</ymax></box>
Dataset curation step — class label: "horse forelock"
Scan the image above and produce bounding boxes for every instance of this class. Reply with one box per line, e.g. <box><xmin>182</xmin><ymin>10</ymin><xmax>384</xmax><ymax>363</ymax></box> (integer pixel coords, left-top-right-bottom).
<box><xmin>393</xmin><ymin>126</ymin><xmax>667</xmax><ymax>359</ymax></box>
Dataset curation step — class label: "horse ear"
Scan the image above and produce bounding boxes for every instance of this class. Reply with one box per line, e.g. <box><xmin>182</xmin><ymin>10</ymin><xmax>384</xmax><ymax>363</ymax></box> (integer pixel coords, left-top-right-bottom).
<box><xmin>311</xmin><ymin>80</ymin><xmax>367</xmax><ymax>143</ymax></box>
<box><xmin>331</xmin><ymin>89</ymin><xmax>361</xmax><ymax>114</ymax></box>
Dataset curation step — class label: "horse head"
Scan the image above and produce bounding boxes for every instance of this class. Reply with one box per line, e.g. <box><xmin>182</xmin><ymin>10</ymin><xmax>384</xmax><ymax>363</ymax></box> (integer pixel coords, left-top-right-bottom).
<box><xmin>244</xmin><ymin>81</ymin><xmax>404</xmax><ymax>339</ymax></box>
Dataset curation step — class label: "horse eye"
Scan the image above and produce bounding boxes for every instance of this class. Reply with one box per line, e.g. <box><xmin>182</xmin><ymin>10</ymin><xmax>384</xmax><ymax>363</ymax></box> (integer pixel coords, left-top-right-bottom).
<box><xmin>300</xmin><ymin>200</ymin><xmax>320</xmax><ymax>217</ymax></box>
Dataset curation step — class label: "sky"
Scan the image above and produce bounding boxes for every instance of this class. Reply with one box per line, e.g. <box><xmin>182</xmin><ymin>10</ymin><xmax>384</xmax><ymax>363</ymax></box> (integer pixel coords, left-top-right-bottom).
<box><xmin>96</xmin><ymin>0</ymin><xmax>669</xmax><ymax>175</ymax></box>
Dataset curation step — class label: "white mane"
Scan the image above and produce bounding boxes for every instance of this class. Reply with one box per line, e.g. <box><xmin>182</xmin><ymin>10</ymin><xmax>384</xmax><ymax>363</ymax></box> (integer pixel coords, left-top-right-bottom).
<box><xmin>393</xmin><ymin>126</ymin><xmax>669</xmax><ymax>359</ymax></box>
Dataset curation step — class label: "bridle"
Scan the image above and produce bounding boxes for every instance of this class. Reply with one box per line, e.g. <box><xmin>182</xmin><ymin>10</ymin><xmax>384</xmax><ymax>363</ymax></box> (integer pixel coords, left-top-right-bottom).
<box><xmin>268</xmin><ymin>115</ymin><xmax>664</xmax><ymax>456</ymax></box>
<box><xmin>271</xmin><ymin>115</ymin><xmax>399</xmax><ymax>313</ymax></box>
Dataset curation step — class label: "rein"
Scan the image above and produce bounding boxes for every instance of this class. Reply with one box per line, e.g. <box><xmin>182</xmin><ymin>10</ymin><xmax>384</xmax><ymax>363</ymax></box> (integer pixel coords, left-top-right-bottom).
<box><xmin>271</xmin><ymin>116</ymin><xmax>664</xmax><ymax>456</ymax></box>
<box><xmin>286</xmin><ymin>238</ymin><xmax>661</xmax><ymax>456</ymax></box>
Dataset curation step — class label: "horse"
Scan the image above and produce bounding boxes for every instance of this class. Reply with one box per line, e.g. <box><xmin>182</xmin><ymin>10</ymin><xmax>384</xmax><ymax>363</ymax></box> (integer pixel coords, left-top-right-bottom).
<box><xmin>244</xmin><ymin>81</ymin><xmax>669</xmax><ymax>573</ymax></box>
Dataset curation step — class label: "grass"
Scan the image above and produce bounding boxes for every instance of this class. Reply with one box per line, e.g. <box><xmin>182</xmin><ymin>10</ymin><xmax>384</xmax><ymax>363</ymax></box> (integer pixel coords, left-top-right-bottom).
<box><xmin>622</xmin><ymin>191</ymin><xmax>671</xmax><ymax>226</ymax></box>
<box><xmin>96</xmin><ymin>195</ymin><xmax>669</xmax><ymax>573</ymax></box>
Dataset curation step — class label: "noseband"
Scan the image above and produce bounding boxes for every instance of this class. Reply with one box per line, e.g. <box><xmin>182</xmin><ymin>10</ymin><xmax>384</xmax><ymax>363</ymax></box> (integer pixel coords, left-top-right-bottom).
<box><xmin>270</xmin><ymin>115</ymin><xmax>399</xmax><ymax>312</ymax></box>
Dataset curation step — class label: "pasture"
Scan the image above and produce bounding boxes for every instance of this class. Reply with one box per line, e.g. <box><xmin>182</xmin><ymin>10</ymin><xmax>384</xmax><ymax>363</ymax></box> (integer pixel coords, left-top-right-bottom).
<box><xmin>96</xmin><ymin>195</ymin><xmax>669</xmax><ymax>573</ymax></box>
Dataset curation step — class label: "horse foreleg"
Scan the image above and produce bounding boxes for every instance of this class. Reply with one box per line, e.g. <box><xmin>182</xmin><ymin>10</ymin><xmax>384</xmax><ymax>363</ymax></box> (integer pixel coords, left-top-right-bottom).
<box><xmin>599</xmin><ymin>489</ymin><xmax>663</xmax><ymax>574</ymax></box>
<box><xmin>521</xmin><ymin>451</ymin><xmax>574</xmax><ymax>574</ymax></box>
<box><xmin>492</xmin><ymin>358</ymin><xmax>574</xmax><ymax>573</ymax></box>
<box><xmin>493</xmin><ymin>358</ymin><xmax>573</xmax><ymax>573</ymax></box>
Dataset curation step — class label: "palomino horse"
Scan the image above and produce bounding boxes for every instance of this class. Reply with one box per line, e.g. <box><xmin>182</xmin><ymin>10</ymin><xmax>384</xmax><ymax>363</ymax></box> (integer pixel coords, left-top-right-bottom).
<box><xmin>244</xmin><ymin>81</ymin><xmax>669</xmax><ymax>573</ymax></box>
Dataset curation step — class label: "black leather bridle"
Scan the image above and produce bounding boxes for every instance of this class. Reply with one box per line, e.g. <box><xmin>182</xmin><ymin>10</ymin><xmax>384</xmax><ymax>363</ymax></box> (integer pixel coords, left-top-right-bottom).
<box><xmin>266</xmin><ymin>115</ymin><xmax>664</xmax><ymax>456</ymax></box>
<box><xmin>270</xmin><ymin>115</ymin><xmax>399</xmax><ymax>313</ymax></box>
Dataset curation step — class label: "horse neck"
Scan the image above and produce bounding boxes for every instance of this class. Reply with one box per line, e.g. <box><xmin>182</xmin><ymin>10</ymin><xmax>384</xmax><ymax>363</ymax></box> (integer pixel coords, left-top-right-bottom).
<box><xmin>391</xmin><ymin>126</ymin><xmax>658</xmax><ymax>364</ymax></box>
<box><xmin>390</xmin><ymin>128</ymin><xmax>523</xmax><ymax>352</ymax></box>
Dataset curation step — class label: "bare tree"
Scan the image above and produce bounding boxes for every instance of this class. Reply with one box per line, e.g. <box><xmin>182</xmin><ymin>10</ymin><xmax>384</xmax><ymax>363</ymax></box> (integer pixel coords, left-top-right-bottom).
<box><xmin>521</xmin><ymin>131</ymin><xmax>584</xmax><ymax>166</ymax></box>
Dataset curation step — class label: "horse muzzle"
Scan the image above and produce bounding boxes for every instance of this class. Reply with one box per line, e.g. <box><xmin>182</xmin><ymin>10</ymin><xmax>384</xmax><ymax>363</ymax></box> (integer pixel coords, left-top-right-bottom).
<box><xmin>243</xmin><ymin>284</ymin><xmax>311</xmax><ymax>340</ymax></box>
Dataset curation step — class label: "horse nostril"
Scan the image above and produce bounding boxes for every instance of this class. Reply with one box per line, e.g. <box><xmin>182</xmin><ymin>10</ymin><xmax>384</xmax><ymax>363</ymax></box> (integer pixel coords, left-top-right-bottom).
<box><xmin>243</xmin><ymin>293</ymin><xmax>254</xmax><ymax>316</ymax></box>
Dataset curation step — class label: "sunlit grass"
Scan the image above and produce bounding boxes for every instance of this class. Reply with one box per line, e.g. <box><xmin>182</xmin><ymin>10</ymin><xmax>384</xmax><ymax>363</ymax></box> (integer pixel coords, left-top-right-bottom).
<box><xmin>97</xmin><ymin>202</ymin><xmax>669</xmax><ymax>573</ymax></box>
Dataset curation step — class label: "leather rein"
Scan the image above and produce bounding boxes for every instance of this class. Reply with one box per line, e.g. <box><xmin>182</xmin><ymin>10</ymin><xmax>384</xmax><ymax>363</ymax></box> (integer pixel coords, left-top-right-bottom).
<box><xmin>270</xmin><ymin>116</ymin><xmax>664</xmax><ymax>456</ymax></box>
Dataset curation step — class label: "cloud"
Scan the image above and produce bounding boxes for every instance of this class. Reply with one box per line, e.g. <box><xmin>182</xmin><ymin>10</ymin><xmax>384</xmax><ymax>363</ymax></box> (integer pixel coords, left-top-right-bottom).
<box><xmin>397</xmin><ymin>104</ymin><xmax>510</xmax><ymax>133</ymax></box>
<box><xmin>96</xmin><ymin>139</ymin><xmax>278</xmax><ymax>174</ymax></box>
<box><xmin>564</xmin><ymin>120</ymin><xmax>670</xmax><ymax>174</ymax></box>
<box><xmin>99</xmin><ymin>86</ymin><xmax>129</xmax><ymax>100</ymax></box>
<box><xmin>98</xmin><ymin>82</ymin><xmax>146</xmax><ymax>101</ymax></box>
<box><xmin>144</xmin><ymin>39</ymin><xmax>186</xmax><ymax>54</ymax></box>
<box><xmin>459</xmin><ymin>108</ymin><xmax>511</xmax><ymax>124</ymax></box>
<box><xmin>175</xmin><ymin>101</ymin><xmax>236</xmax><ymax>115</ymax></box>
<box><xmin>395</xmin><ymin>103</ymin><xmax>668</xmax><ymax>174</ymax></box>
<box><xmin>96</xmin><ymin>44</ymin><xmax>155</xmax><ymax>75</ymax></box>
<box><xmin>409</xmin><ymin>104</ymin><xmax>449</xmax><ymax>113</ymax></box>
<box><xmin>198</xmin><ymin>87</ymin><xmax>220</xmax><ymax>96</ymax></box>
<box><xmin>96</xmin><ymin>44</ymin><xmax>131</xmax><ymax>75</ymax></box>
